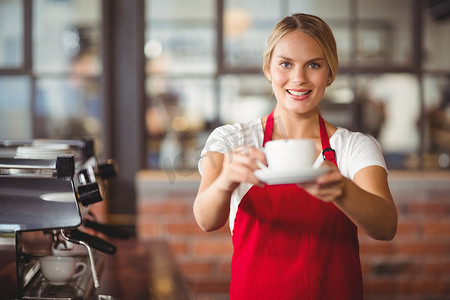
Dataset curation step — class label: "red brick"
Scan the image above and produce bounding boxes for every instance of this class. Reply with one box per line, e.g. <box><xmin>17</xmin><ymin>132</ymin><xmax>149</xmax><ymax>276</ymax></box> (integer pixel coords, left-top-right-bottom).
<box><xmin>398</xmin><ymin>279</ymin><xmax>449</xmax><ymax>294</ymax></box>
<box><xmin>396</xmin><ymin>221</ymin><xmax>422</xmax><ymax>237</ymax></box>
<box><xmin>217</xmin><ymin>260</ymin><xmax>231</xmax><ymax>274</ymax></box>
<box><xmin>424</xmin><ymin>260</ymin><xmax>450</xmax><ymax>275</ymax></box>
<box><xmin>138</xmin><ymin>201</ymin><xmax>187</xmax><ymax>215</ymax></box>
<box><xmin>167</xmin><ymin>221</ymin><xmax>206</xmax><ymax>235</ymax></box>
<box><xmin>216</xmin><ymin>224</ymin><xmax>232</xmax><ymax>235</ymax></box>
<box><xmin>179</xmin><ymin>261</ymin><xmax>213</xmax><ymax>275</ymax></box>
<box><xmin>363</xmin><ymin>278</ymin><xmax>397</xmax><ymax>294</ymax></box>
<box><xmin>406</xmin><ymin>202</ymin><xmax>448</xmax><ymax>216</ymax></box>
<box><xmin>367</xmin><ymin>260</ymin><xmax>416</xmax><ymax>277</ymax></box>
<box><xmin>187</xmin><ymin>278</ymin><xmax>230</xmax><ymax>294</ymax></box>
<box><xmin>423</xmin><ymin>220</ymin><xmax>450</xmax><ymax>237</ymax></box>
<box><xmin>137</xmin><ymin>221</ymin><xmax>163</xmax><ymax>237</ymax></box>
<box><xmin>167</xmin><ymin>240</ymin><xmax>188</xmax><ymax>255</ymax></box>
<box><xmin>396</xmin><ymin>241</ymin><xmax>449</xmax><ymax>255</ymax></box>
<box><xmin>193</xmin><ymin>240</ymin><xmax>233</xmax><ymax>256</ymax></box>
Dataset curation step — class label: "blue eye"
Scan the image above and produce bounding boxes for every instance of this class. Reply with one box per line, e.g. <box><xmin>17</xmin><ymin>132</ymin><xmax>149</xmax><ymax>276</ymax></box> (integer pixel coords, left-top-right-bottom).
<box><xmin>309</xmin><ymin>63</ymin><xmax>320</xmax><ymax>69</ymax></box>
<box><xmin>280</xmin><ymin>62</ymin><xmax>291</xmax><ymax>68</ymax></box>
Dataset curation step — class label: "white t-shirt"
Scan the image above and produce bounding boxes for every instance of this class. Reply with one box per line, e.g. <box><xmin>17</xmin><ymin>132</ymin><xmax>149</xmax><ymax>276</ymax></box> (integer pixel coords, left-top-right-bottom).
<box><xmin>199</xmin><ymin>118</ymin><xmax>387</xmax><ymax>232</ymax></box>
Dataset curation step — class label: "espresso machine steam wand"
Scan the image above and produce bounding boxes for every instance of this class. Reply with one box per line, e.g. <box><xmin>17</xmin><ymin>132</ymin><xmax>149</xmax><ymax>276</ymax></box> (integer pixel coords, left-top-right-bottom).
<box><xmin>59</xmin><ymin>229</ymin><xmax>100</xmax><ymax>288</ymax></box>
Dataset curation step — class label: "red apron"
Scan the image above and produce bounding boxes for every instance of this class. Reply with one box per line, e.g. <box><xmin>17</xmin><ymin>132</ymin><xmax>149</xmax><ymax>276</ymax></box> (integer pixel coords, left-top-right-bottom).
<box><xmin>230</xmin><ymin>112</ymin><xmax>363</xmax><ymax>300</ymax></box>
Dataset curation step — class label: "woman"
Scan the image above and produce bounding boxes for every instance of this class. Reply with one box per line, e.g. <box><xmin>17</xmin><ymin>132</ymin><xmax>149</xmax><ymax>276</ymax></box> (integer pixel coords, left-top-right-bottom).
<box><xmin>193</xmin><ymin>13</ymin><xmax>397</xmax><ymax>300</ymax></box>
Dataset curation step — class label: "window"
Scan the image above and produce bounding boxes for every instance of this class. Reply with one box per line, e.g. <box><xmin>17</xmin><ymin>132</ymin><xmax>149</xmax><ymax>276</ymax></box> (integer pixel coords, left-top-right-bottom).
<box><xmin>0</xmin><ymin>0</ymin><xmax>103</xmax><ymax>154</ymax></box>
<box><xmin>0</xmin><ymin>76</ymin><xmax>31</xmax><ymax>138</ymax></box>
<box><xmin>356</xmin><ymin>0</ymin><xmax>413</xmax><ymax>66</ymax></box>
<box><xmin>223</xmin><ymin>0</ymin><xmax>281</xmax><ymax>70</ymax></box>
<box><xmin>144</xmin><ymin>0</ymin><xmax>216</xmax><ymax>169</ymax></box>
<box><xmin>144</xmin><ymin>0</ymin><xmax>450</xmax><ymax>170</ymax></box>
<box><xmin>1</xmin><ymin>0</ymin><xmax>449</xmax><ymax>171</ymax></box>
<box><xmin>0</xmin><ymin>0</ymin><xmax>23</xmax><ymax>68</ymax></box>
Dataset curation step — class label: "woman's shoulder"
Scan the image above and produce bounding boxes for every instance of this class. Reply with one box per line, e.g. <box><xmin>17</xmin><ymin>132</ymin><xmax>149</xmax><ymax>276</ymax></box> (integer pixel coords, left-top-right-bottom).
<box><xmin>333</xmin><ymin>127</ymin><xmax>381</xmax><ymax>149</ymax></box>
<box><xmin>332</xmin><ymin>127</ymin><xmax>386</xmax><ymax>178</ymax></box>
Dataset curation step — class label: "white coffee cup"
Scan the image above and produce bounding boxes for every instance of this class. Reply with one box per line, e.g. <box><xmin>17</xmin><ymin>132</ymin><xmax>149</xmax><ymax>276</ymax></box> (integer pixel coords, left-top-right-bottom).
<box><xmin>264</xmin><ymin>139</ymin><xmax>316</xmax><ymax>171</ymax></box>
<box><xmin>39</xmin><ymin>256</ymin><xmax>87</xmax><ymax>285</ymax></box>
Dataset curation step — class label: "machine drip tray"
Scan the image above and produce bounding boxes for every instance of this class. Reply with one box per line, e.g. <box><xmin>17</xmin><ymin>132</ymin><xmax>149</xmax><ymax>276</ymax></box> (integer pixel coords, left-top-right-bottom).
<box><xmin>22</xmin><ymin>254</ymin><xmax>104</xmax><ymax>300</ymax></box>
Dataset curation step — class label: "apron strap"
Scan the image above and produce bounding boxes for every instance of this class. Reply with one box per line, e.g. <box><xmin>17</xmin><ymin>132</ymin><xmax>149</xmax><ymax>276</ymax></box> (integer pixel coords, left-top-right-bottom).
<box><xmin>319</xmin><ymin>114</ymin><xmax>337</xmax><ymax>166</ymax></box>
<box><xmin>263</xmin><ymin>110</ymin><xmax>274</xmax><ymax>147</ymax></box>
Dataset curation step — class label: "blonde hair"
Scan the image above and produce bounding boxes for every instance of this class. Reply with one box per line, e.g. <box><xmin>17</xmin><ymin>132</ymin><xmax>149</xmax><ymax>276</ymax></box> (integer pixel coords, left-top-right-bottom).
<box><xmin>262</xmin><ymin>13</ymin><xmax>338</xmax><ymax>84</ymax></box>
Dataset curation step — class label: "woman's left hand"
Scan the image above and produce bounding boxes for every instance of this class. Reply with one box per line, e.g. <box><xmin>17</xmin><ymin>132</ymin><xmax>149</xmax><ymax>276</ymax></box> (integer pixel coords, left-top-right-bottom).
<box><xmin>297</xmin><ymin>161</ymin><xmax>346</xmax><ymax>203</ymax></box>
<box><xmin>299</xmin><ymin>160</ymin><xmax>397</xmax><ymax>240</ymax></box>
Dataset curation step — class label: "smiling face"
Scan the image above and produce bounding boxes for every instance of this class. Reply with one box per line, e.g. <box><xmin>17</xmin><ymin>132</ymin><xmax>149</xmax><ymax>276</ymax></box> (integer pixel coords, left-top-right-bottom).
<box><xmin>265</xmin><ymin>30</ymin><xmax>331</xmax><ymax>116</ymax></box>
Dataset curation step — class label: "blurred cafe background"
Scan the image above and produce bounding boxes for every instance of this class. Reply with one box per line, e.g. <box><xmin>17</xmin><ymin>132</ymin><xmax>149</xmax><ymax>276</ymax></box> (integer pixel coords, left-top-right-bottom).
<box><xmin>1</xmin><ymin>0</ymin><xmax>450</xmax><ymax>299</ymax></box>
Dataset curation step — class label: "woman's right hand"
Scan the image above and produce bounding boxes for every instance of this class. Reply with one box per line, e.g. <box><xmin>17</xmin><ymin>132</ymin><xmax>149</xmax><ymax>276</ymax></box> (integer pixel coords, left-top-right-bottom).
<box><xmin>194</xmin><ymin>146</ymin><xmax>266</xmax><ymax>231</ymax></box>
<box><xmin>216</xmin><ymin>146</ymin><xmax>266</xmax><ymax>192</ymax></box>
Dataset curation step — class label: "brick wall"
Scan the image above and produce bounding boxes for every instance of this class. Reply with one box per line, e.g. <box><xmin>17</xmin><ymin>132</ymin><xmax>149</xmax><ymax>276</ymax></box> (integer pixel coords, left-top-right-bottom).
<box><xmin>360</xmin><ymin>171</ymin><xmax>450</xmax><ymax>300</ymax></box>
<box><xmin>136</xmin><ymin>170</ymin><xmax>450</xmax><ymax>300</ymax></box>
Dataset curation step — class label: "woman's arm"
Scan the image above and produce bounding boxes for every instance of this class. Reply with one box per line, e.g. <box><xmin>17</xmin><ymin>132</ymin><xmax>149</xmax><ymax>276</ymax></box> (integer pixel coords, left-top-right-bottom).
<box><xmin>193</xmin><ymin>148</ymin><xmax>265</xmax><ymax>232</ymax></box>
<box><xmin>302</xmin><ymin>161</ymin><xmax>398</xmax><ymax>240</ymax></box>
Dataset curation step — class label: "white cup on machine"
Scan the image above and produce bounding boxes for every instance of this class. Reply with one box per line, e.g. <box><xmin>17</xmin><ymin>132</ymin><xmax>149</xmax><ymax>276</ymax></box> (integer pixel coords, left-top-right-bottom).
<box><xmin>264</xmin><ymin>139</ymin><xmax>316</xmax><ymax>172</ymax></box>
<box><xmin>39</xmin><ymin>255</ymin><xmax>87</xmax><ymax>285</ymax></box>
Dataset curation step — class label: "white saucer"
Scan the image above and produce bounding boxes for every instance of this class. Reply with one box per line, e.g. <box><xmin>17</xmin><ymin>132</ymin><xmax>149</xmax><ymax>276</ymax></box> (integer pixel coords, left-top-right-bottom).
<box><xmin>254</xmin><ymin>167</ymin><xmax>329</xmax><ymax>185</ymax></box>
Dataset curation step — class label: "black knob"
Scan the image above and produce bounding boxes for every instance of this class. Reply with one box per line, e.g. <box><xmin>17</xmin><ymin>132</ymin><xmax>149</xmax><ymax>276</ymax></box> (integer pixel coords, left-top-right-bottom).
<box><xmin>96</xmin><ymin>160</ymin><xmax>118</xmax><ymax>179</ymax></box>
<box><xmin>77</xmin><ymin>182</ymin><xmax>102</xmax><ymax>206</ymax></box>
<box><xmin>82</xmin><ymin>139</ymin><xmax>95</xmax><ymax>160</ymax></box>
<box><xmin>56</xmin><ymin>156</ymin><xmax>75</xmax><ymax>178</ymax></box>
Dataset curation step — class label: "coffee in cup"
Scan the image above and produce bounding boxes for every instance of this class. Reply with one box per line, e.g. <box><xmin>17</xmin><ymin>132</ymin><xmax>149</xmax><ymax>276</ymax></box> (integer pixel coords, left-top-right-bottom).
<box><xmin>39</xmin><ymin>255</ymin><xmax>87</xmax><ymax>285</ymax></box>
<box><xmin>264</xmin><ymin>139</ymin><xmax>315</xmax><ymax>171</ymax></box>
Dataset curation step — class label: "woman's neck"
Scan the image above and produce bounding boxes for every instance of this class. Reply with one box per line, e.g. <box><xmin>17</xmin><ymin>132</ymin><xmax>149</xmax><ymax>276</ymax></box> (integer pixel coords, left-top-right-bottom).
<box><xmin>271</xmin><ymin>108</ymin><xmax>321</xmax><ymax>140</ymax></box>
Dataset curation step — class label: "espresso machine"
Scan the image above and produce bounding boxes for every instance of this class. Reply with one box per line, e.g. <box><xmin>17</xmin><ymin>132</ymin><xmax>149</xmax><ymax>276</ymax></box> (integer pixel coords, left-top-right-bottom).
<box><xmin>0</xmin><ymin>139</ymin><xmax>126</xmax><ymax>299</ymax></box>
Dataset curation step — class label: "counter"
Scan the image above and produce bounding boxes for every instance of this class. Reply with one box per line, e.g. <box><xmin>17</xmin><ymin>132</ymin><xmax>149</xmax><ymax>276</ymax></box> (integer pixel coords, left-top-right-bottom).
<box><xmin>95</xmin><ymin>238</ymin><xmax>192</xmax><ymax>300</ymax></box>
